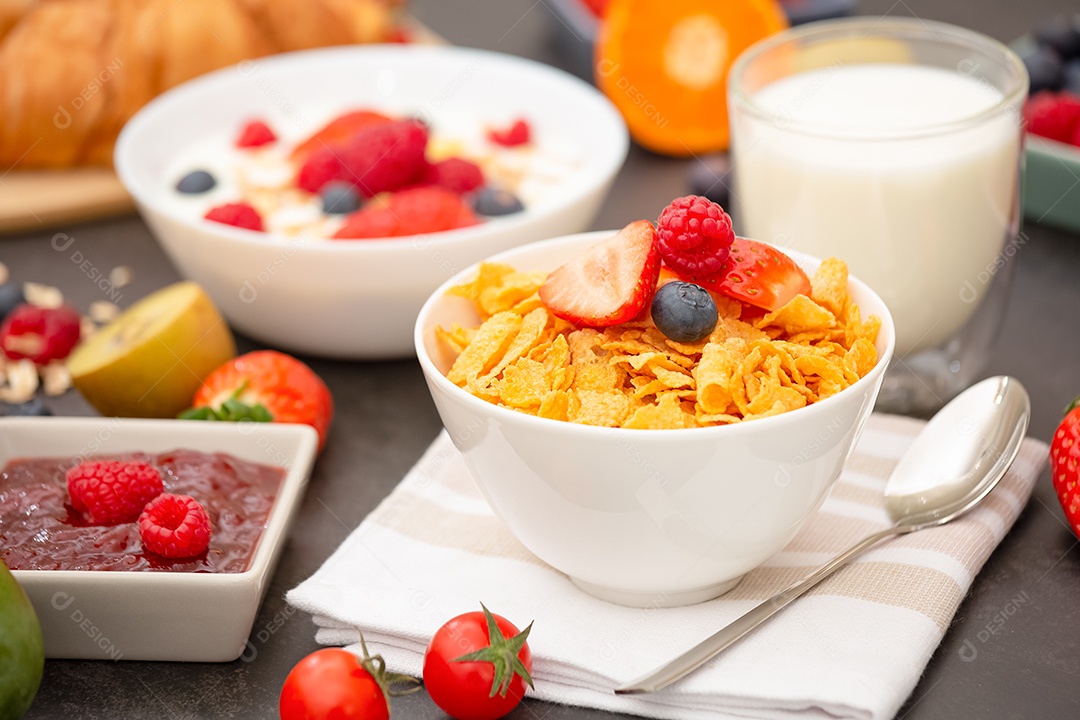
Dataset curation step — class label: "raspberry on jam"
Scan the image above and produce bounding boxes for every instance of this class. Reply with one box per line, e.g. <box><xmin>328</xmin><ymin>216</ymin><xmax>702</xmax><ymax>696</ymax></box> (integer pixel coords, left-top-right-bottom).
<box><xmin>66</xmin><ymin>460</ymin><xmax>163</xmax><ymax>525</ymax></box>
<box><xmin>139</xmin><ymin>494</ymin><xmax>212</xmax><ymax>558</ymax></box>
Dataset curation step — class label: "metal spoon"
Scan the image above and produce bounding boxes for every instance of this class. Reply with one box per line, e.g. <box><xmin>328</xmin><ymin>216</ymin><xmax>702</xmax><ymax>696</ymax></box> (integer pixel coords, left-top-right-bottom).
<box><xmin>616</xmin><ymin>375</ymin><xmax>1031</xmax><ymax>695</ymax></box>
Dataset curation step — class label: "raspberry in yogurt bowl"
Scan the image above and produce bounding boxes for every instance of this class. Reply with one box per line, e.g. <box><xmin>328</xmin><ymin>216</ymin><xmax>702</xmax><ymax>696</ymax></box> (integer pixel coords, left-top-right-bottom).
<box><xmin>166</xmin><ymin>108</ymin><xmax>581</xmax><ymax>239</ymax></box>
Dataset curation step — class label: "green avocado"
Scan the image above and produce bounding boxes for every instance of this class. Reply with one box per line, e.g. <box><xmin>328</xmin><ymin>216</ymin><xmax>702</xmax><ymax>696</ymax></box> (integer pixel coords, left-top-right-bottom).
<box><xmin>0</xmin><ymin>560</ymin><xmax>43</xmax><ymax>720</ymax></box>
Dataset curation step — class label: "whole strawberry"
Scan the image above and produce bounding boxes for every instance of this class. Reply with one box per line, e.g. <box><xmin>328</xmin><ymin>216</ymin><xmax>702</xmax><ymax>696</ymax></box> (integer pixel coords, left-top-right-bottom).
<box><xmin>1050</xmin><ymin>395</ymin><xmax>1080</xmax><ymax>538</ymax></box>
<box><xmin>181</xmin><ymin>350</ymin><xmax>334</xmax><ymax>451</ymax></box>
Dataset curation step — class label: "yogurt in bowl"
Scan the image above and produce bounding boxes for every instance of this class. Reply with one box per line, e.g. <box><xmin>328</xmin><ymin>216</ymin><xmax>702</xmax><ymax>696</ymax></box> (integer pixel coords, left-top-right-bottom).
<box><xmin>162</xmin><ymin>107</ymin><xmax>583</xmax><ymax>239</ymax></box>
<box><xmin>115</xmin><ymin>45</ymin><xmax>628</xmax><ymax>359</ymax></box>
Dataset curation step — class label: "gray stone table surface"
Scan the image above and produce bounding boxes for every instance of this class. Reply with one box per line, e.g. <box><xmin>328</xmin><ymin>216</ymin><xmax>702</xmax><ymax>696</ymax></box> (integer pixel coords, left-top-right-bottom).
<box><xmin>4</xmin><ymin>0</ymin><xmax>1080</xmax><ymax>717</ymax></box>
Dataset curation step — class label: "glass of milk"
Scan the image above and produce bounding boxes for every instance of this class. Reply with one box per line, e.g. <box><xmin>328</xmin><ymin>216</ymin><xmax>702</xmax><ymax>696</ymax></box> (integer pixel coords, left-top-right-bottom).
<box><xmin>729</xmin><ymin>18</ymin><xmax>1027</xmax><ymax>414</ymax></box>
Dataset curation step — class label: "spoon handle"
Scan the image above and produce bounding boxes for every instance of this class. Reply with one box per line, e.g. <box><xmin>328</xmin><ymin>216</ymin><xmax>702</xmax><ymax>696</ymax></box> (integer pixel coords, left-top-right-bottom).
<box><xmin>615</xmin><ymin>525</ymin><xmax>910</xmax><ymax>695</ymax></box>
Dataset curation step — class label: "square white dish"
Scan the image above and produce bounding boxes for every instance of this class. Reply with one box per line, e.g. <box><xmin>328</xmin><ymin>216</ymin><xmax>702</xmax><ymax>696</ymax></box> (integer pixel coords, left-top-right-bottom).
<box><xmin>1</xmin><ymin>417</ymin><xmax>318</xmax><ymax>662</ymax></box>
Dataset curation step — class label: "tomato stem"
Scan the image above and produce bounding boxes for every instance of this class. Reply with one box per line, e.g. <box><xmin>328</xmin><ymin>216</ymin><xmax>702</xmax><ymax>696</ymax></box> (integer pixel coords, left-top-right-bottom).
<box><xmin>357</xmin><ymin>631</ymin><xmax>422</xmax><ymax>704</ymax></box>
<box><xmin>451</xmin><ymin>603</ymin><xmax>534</xmax><ymax>698</ymax></box>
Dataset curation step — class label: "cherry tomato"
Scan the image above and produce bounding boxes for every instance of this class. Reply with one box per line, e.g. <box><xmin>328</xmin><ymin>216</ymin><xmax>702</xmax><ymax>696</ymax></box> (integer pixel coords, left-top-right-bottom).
<box><xmin>422</xmin><ymin>606</ymin><xmax>534</xmax><ymax>720</ymax></box>
<box><xmin>279</xmin><ymin>648</ymin><xmax>388</xmax><ymax>720</ymax></box>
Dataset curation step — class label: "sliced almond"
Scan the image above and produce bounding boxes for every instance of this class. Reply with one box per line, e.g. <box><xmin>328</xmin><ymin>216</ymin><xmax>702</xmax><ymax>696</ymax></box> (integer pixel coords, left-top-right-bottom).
<box><xmin>0</xmin><ymin>359</ymin><xmax>39</xmax><ymax>403</ymax></box>
<box><xmin>42</xmin><ymin>361</ymin><xmax>72</xmax><ymax>397</ymax></box>
<box><xmin>89</xmin><ymin>300</ymin><xmax>121</xmax><ymax>324</ymax></box>
<box><xmin>109</xmin><ymin>266</ymin><xmax>133</xmax><ymax>289</ymax></box>
<box><xmin>24</xmin><ymin>282</ymin><xmax>64</xmax><ymax>309</ymax></box>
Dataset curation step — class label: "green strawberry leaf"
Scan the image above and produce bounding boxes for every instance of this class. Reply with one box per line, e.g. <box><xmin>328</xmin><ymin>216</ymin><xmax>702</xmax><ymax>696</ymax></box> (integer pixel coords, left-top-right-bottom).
<box><xmin>178</xmin><ymin>381</ymin><xmax>274</xmax><ymax>423</ymax></box>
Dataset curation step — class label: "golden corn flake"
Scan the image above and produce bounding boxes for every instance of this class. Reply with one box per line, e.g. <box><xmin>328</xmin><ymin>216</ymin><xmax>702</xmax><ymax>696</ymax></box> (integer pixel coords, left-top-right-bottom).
<box><xmin>434</xmin><ymin>324</ymin><xmax>474</xmax><ymax>355</ymax></box>
<box><xmin>447</xmin><ymin>262</ymin><xmax>547</xmax><ymax>318</ymax></box>
<box><xmin>755</xmin><ymin>295</ymin><xmax>835</xmax><ymax>335</ymax></box>
<box><xmin>538</xmin><ymin>389</ymin><xmax>570</xmax><ymax>421</ymax></box>
<box><xmin>445</xmin><ymin>311</ymin><xmax>520</xmax><ymax>387</ymax></box>
<box><xmin>569</xmin><ymin>389</ymin><xmax>638</xmax><ymax>427</ymax></box>
<box><xmin>440</xmin><ymin>258</ymin><xmax>881</xmax><ymax>429</ymax></box>
<box><xmin>495</xmin><ymin>358</ymin><xmax>549</xmax><ymax>409</ymax></box>
<box><xmin>623</xmin><ymin>392</ymin><xmax>697</xmax><ymax>429</ymax></box>
<box><xmin>811</xmin><ymin>258</ymin><xmax>849</xmax><ymax>317</ymax></box>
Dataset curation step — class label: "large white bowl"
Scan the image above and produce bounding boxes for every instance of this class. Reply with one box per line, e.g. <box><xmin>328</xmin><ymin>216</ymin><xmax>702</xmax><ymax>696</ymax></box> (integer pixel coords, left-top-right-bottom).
<box><xmin>115</xmin><ymin>46</ymin><xmax>628</xmax><ymax>359</ymax></box>
<box><xmin>4</xmin><ymin>418</ymin><xmax>318</xmax><ymax>661</ymax></box>
<box><xmin>415</xmin><ymin>232</ymin><xmax>896</xmax><ymax>607</ymax></box>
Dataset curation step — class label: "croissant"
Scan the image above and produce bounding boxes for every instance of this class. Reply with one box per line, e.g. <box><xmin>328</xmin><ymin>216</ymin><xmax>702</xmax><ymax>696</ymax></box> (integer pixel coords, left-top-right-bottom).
<box><xmin>0</xmin><ymin>0</ymin><xmax>403</xmax><ymax>169</ymax></box>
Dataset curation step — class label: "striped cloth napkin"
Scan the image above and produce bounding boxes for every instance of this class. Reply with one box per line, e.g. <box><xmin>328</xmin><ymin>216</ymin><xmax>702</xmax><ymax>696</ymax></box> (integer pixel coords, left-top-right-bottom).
<box><xmin>287</xmin><ymin>414</ymin><xmax>1047</xmax><ymax>720</ymax></box>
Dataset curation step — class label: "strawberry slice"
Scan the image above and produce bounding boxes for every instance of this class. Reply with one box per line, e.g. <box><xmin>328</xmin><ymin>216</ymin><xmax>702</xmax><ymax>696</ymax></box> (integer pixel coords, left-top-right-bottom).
<box><xmin>686</xmin><ymin>238</ymin><xmax>811</xmax><ymax>312</ymax></box>
<box><xmin>539</xmin><ymin>220</ymin><xmax>661</xmax><ymax>327</ymax></box>
<box><xmin>181</xmin><ymin>350</ymin><xmax>334</xmax><ymax>451</ymax></box>
<box><xmin>333</xmin><ymin>187</ymin><xmax>479</xmax><ymax>239</ymax></box>
<box><xmin>290</xmin><ymin>110</ymin><xmax>394</xmax><ymax>161</ymax></box>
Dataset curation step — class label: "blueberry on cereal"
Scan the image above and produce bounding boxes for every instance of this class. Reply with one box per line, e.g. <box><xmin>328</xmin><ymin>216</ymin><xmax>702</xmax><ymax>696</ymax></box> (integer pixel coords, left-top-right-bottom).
<box><xmin>651</xmin><ymin>281</ymin><xmax>718</xmax><ymax>343</ymax></box>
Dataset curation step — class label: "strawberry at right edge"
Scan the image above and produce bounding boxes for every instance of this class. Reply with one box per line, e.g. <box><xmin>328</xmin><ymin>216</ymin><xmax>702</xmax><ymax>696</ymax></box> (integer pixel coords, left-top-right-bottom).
<box><xmin>1050</xmin><ymin>395</ymin><xmax>1080</xmax><ymax>538</ymax></box>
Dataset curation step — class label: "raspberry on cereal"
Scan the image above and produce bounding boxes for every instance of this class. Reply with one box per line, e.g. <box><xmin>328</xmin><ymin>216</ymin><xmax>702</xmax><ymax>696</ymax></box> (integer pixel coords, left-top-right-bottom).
<box><xmin>204</xmin><ymin>202</ymin><xmax>264</xmax><ymax>232</ymax></box>
<box><xmin>236</xmin><ymin>119</ymin><xmax>277</xmax><ymax>148</ymax></box>
<box><xmin>341</xmin><ymin>119</ymin><xmax>429</xmax><ymax>197</ymax></box>
<box><xmin>138</xmin><ymin>493</ymin><xmax>212</xmax><ymax>558</ymax></box>
<box><xmin>66</xmin><ymin>460</ymin><xmax>164</xmax><ymax>525</ymax></box>
<box><xmin>656</xmin><ymin>195</ymin><xmax>735</xmax><ymax>280</ymax></box>
<box><xmin>0</xmin><ymin>303</ymin><xmax>81</xmax><ymax>364</ymax></box>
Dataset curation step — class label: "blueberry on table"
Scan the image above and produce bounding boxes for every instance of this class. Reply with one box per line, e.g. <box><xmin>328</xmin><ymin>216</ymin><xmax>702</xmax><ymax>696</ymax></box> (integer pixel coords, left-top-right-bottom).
<box><xmin>320</xmin><ymin>181</ymin><xmax>362</xmax><ymax>215</ymax></box>
<box><xmin>0</xmin><ymin>282</ymin><xmax>24</xmax><ymax>321</ymax></box>
<box><xmin>1023</xmin><ymin>46</ymin><xmax>1066</xmax><ymax>94</ymax></box>
<box><xmin>1</xmin><ymin>398</ymin><xmax>52</xmax><ymax>416</ymax></box>
<box><xmin>1034</xmin><ymin>15</ymin><xmax>1080</xmax><ymax>61</ymax></box>
<box><xmin>651</xmin><ymin>281</ymin><xmax>718</xmax><ymax>343</ymax></box>
<box><xmin>473</xmin><ymin>187</ymin><xmax>525</xmax><ymax>216</ymax></box>
<box><xmin>175</xmin><ymin>170</ymin><xmax>217</xmax><ymax>194</ymax></box>
<box><xmin>687</xmin><ymin>153</ymin><xmax>732</xmax><ymax>207</ymax></box>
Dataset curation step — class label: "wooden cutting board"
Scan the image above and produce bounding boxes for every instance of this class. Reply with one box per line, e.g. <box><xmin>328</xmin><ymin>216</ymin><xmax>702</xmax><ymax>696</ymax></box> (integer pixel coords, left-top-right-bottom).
<box><xmin>0</xmin><ymin>19</ymin><xmax>444</xmax><ymax>236</ymax></box>
<box><xmin>0</xmin><ymin>169</ymin><xmax>135</xmax><ymax>234</ymax></box>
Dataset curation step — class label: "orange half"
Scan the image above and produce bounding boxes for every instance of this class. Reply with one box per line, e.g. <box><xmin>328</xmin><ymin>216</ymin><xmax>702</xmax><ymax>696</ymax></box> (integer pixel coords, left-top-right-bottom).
<box><xmin>596</xmin><ymin>0</ymin><xmax>788</xmax><ymax>156</ymax></box>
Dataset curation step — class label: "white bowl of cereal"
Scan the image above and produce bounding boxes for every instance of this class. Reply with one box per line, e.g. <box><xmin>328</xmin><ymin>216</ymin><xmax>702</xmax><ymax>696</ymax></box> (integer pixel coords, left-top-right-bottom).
<box><xmin>115</xmin><ymin>45</ymin><xmax>628</xmax><ymax>359</ymax></box>
<box><xmin>415</xmin><ymin>228</ymin><xmax>895</xmax><ymax>607</ymax></box>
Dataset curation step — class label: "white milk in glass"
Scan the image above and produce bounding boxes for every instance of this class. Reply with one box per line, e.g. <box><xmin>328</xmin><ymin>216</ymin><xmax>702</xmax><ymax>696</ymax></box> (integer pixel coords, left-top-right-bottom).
<box><xmin>733</xmin><ymin>64</ymin><xmax>1020</xmax><ymax>356</ymax></box>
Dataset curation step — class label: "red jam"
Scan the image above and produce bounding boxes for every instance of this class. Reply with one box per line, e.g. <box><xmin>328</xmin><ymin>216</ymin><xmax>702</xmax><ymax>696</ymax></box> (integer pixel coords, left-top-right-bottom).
<box><xmin>0</xmin><ymin>449</ymin><xmax>285</xmax><ymax>573</ymax></box>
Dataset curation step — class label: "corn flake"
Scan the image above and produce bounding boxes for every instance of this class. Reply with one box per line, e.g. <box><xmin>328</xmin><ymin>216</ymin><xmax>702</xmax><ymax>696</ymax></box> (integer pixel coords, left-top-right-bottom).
<box><xmin>439</xmin><ymin>257</ymin><xmax>880</xmax><ymax>429</ymax></box>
